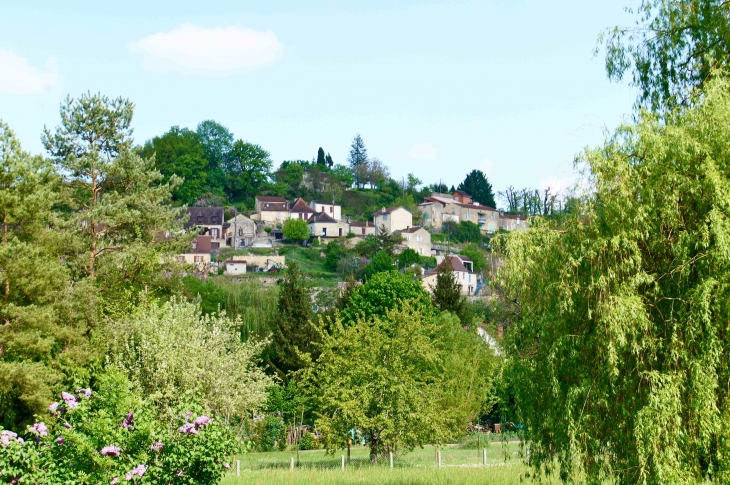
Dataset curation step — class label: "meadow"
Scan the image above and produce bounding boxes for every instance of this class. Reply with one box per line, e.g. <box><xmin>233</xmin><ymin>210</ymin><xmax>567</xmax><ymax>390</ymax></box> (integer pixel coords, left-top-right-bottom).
<box><xmin>220</xmin><ymin>442</ymin><xmax>561</xmax><ymax>485</ymax></box>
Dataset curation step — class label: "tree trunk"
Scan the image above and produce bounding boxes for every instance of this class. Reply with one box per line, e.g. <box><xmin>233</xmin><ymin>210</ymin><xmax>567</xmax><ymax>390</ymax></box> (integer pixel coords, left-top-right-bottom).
<box><xmin>370</xmin><ymin>432</ymin><xmax>378</xmax><ymax>463</ymax></box>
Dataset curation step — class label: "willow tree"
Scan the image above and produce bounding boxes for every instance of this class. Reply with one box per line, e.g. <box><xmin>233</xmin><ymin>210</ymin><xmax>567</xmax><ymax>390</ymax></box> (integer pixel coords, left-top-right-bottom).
<box><xmin>501</xmin><ymin>77</ymin><xmax>730</xmax><ymax>484</ymax></box>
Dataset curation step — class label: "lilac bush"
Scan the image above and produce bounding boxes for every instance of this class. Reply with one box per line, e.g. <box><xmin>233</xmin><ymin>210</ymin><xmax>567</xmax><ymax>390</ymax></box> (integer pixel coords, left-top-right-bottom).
<box><xmin>0</xmin><ymin>370</ymin><xmax>238</xmax><ymax>484</ymax></box>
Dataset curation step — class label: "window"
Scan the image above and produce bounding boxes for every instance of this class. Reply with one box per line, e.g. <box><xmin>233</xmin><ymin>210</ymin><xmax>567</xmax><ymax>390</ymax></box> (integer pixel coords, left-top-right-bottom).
<box><xmin>406</xmin><ymin>235</ymin><xmax>411</xmax><ymax>241</ymax></box>
<box><xmin>417</xmin><ymin>235</ymin><xmax>422</xmax><ymax>242</ymax></box>
<box><xmin>418</xmin><ymin>248</ymin><xmax>423</xmax><ymax>255</ymax></box>
<box><xmin>192</xmin><ymin>241</ymin><xmax>197</xmax><ymax>249</ymax></box>
<box><xmin>197</xmin><ymin>216</ymin><xmax>203</xmax><ymax>224</ymax></box>
<box><xmin>339</xmin><ymin>228</ymin><xmax>343</xmax><ymax>236</ymax></box>
<box><xmin>362</xmin><ymin>228</ymin><xmax>366</xmax><ymax>235</ymax></box>
<box><xmin>383</xmin><ymin>214</ymin><xmax>389</xmax><ymax>221</ymax></box>
<box><xmin>211</xmin><ymin>215</ymin><xmax>218</xmax><ymax>223</ymax></box>
<box><xmin>277</xmin><ymin>212</ymin><xmax>281</xmax><ymax>220</ymax></box>
<box><xmin>322</xmin><ymin>227</ymin><xmax>327</xmax><ymax>236</ymax></box>
<box><xmin>211</xmin><ymin>229</ymin><xmax>219</xmax><ymax>238</ymax></box>
<box><xmin>194</xmin><ymin>256</ymin><xmax>203</xmax><ymax>263</ymax></box>
<box><xmin>239</xmin><ymin>228</ymin><xmax>243</xmax><ymax>236</ymax></box>
<box><xmin>466</xmin><ymin>211</ymin><xmax>471</xmax><ymax>218</ymax></box>
<box><xmin>424</xmin><ymin>213</ymin><xmax>429</xmax><ymax>219</ymax></box>
<box><xmin>266</xmin><ymin>203</ymin><xmax>270</xmax><ymax>208</ymax></box>
<box><xmin>329</xmin><ymin>206</ymin><xmax>333</xmax><ymax>213</ymax></box>
<box><xmin>468</xmin><ymin>274</ymin><xmax>472</xmax><ymax>283</ymax></box>
<box><xmin>177</xmin><ymin>256</ymin><xmax>184</xmax><ymax>262</ymax></box>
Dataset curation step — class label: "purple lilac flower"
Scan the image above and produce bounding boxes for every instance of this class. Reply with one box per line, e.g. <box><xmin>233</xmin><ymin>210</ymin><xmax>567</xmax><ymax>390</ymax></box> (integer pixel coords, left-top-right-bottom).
<box><xmin>48</xmin><ymin>402</ymin><xmax>59</xmax><ymax>412</ymax></box>
<box><xmin>175</xmin><ymin>470</ymin><xmax>184</xmax><ymax>477</ymax></box>
<box><xmin>1</xmin><ymin>430</ymin><xmax>17</xmax><ymax>447</ymax></box>
<box><xmin>16</xmin><ymin>438</ymin><xmax>23</xmax><ymax>443</ymax></box>
<box><xmin>120</xmin><ymin>412</ymin><xmax>134</xmax><ymax>430</ymax></box>
<box><xmin>223</xmin><ymin>463</ymin><xmax>230</xmax><ymax>469</ymax></box>
<box><xmin>150</xmin><ymin>440</ymin><xmax>163</xmax><ymax>452</ymax></box>
<box><xmin>124</xmin><ymin>464</ymin><xmax>147</xmax><ymax>481</ymax></box>
<box><xmin>75</xmin><ymin>388</ymin><xmax>92</xmax><ymax>398</ymax></box>
<box><xmin>28</xmin><ymin>422</ymin><xmax>48</xmax><ymax>437</ymax></box>
<box><xmin>185</xmin><ymin>411</ymin><xmax>193</xmax><ymax>421</ymax></box>
<box><xmin>57</xmin><ymin>436</ymin><xmax>64</xmax><ymax>445</ymax></box>
<box><xmin>110</xmin><ymin>477</ymin><xmax>119</xmax><ymax>485</ymax></box>
<box><xmin>100</xmin><ymin>445</ymin><xmax>121</xmax><ymax>457</ymax></box>
<box><xmin>193</xmin><ymin>415</ymin><xmax>212</xmax><ymax>428</ymax></box>
<box><xmin>178</xmin><ymin>423</ymin><xmax>198</xmax><ymax>435</ymax></box>
<box><xmin>63</xmin><ymin>422</ymin><xmax>72</xmax><ymax>429</ymax></box>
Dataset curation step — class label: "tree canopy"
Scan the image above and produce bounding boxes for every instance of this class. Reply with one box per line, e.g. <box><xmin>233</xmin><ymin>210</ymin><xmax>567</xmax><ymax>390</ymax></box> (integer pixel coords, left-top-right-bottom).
<box><xmin>458</xmin><ymin>169</ymin><xmax>496</xmax><ymax>208</ymax></box>
<box><xmin>500</xmin><ymin>77</ymin><xmax>730</xmax><ymax>484</ymax></box>
<box><xmin>602</xmin><ymin>0</ymin><xmax>730</xmax><ymax>110</ymax></box>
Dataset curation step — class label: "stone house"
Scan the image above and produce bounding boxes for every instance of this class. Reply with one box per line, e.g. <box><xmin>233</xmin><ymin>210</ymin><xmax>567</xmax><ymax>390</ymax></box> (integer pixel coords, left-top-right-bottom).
<box><xmin>499</xmin><ymin>213</ymin><xmax>529</xmax><ymax>231</ymax></box>
<box><xmin>223</xmin><ymin>260</ymin><xmax>247</xmax><ymax>275</ymax></box>
<box><xmin>289</xmin><ymin>197</ymin><xmax>317</xmax><ymax>221</ymax></box>
<box><xmin>419</xmin><ymin>195</ymin><xmax>500</xmax><ymax>234</ymax></box>
<box><xmin>176</xmin><ymin>235</ymin><xmax>213</xmax><ymax>273</ymax></box>
<box><xmin>395</xmin><ymin>227</ymin><xmax>431</xmax><ymax>256</ymax></box>
<box><xmin>310</xmin><ymin>200</ymin><xmax>342</xmax><ymax>221</ymax></box>
<box><xmin>252</xmin><ymin>196</ymin><xmax>290</xmax><ymax>225</ymax></box>
<box><xmin>185</xmin><ymin>207</ymin><xmax>226</xmax><ymax>249</ymax></box>
<box><xmin>372</xmin><ymin>206</ymin><xmax>413</xmax><ymax>234</ymax></box>
<box><xmin>348</xmin><ymin>221</ymin><xmax>376</xmax><ymax>236</ymax></box>
<box><xmin>308</xmin><ymin>212</ymin><xmax>350</xmax><ymax>239</ymax></box>
<box><xmin>421</xmin><ymin>254</ymin><xmax>477</xmax><ymax>296</ymax></box>
<box><xmin>226</xmin><ymin>214</ymin><xmax>257</xmax><ymax>248</ymax></box>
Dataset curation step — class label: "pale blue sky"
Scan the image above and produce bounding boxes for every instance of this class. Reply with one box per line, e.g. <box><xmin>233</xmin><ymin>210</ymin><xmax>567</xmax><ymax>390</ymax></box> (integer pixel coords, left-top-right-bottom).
<box><xmin>0</xmin><ymin>0</ymin><xmax>638</xmax><ymax>200</ymax></box>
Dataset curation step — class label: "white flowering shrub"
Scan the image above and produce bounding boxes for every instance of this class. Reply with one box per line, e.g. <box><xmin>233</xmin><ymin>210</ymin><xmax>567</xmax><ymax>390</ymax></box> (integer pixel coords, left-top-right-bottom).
<box><xmin>106</xmin><ymin>298</ymin><xmax>274</xmax><ymax>423</ymax></box>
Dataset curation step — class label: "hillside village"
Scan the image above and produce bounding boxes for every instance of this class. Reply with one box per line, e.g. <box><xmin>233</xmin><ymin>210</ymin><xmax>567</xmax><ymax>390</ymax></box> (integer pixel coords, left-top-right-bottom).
<box><xmin>180</xmin><ymin>188</ymin><xmax>528</xmax><ymax>296</ymax></box>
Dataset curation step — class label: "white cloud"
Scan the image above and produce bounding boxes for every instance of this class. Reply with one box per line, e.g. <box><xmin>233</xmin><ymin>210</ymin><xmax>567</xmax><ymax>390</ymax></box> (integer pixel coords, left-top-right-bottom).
<box><xmin>133</xmin><ymin>24</ymin><xmax>283</xmax><ymax>72</ymax></box>
<box><xmin>407</xmin><ymin>143</ymin><xmax>438</xmax><ymax>161</ymax></box>
<box><xmin>0</xmin><ymin>50</ymin><xmax>59</xmax><ymax>95</ymax></box>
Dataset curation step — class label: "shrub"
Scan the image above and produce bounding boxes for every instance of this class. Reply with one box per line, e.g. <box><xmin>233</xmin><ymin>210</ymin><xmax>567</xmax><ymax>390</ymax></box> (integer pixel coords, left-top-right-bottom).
<box><xmin>346</xmin><ymin>232</ymin><xmax>356</xmax><ymax>239</ymax></box>
<box><xmin>264</xmin><ymin>227</ymin><xmax>272</xmax><ymax>233</ymax></box>
<box><xmin>312</xmin><ymin>238</ymin><xmax>320</xmax><ymax>247</ymax></box>
<box><xmin>252</xmin><ymin>415</ymin><xmax>286</xmax><ymax>452</ymax></box>
<box><xmin>298</xmin><ymin>433</ymin><xmax>319</xmax><ymax>450</ymax></box>
<box><xmin>0</xmin><ymin>369</ymin><xmax>238</xmax><ymax>485</ymax></box>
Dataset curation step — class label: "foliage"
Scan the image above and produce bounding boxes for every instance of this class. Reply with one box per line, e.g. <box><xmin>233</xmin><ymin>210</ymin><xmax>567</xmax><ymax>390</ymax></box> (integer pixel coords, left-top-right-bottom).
<box><xmin>354</xmin><ymin>234</ymin><xmax>380</xmax><ymax>257</ymax></box>
<box><xmin>364</xmin><ymin>250</ymin><xmax>394</xmax><ymax>279</ymax></box>
<box><xmin>196</xmin><ymin>120</ymin><xmax>233</xmax><ymax>196</ymax></box>
<box><xmin>458</xmin><ymin>169</ymin><xmax>496</xmax><ymax>208</ymax></box>
<box><xmin>107</xmin><ymin>298</ymin><xmax>273</xmax><ymax>424</ymax></box>
<box><xmin>0</xmin><ymin>369</ymin><xmax>237</xmax><ymax>485</ymax></box>
<box><xmin>340</xmin><ymin>271</ymin><xmax>433</xmax><ymax>324</ymax></box>
<box><xmin>303</xmin><ymin>303</ymin><xmax>493</xmax><ymax>460</ymax></box>
<box><xmin>139</xmin><ymin>126</ymin><xmax>209</xmax><ymax>205</ymax></box>
<box><xmin>324</xmin><ymin>241</ymin><xmax>348</xmax><ymax>272</ymax></box>
<box><xmin>397</xmin><ymin>248</ymin><xmax>421</xmax><ymax>268</ymax></box>
<box><xmin>181</xmin><ymin>276</ymin><xmax>278</xmax><ymax>340</ymax></box>
<box><xmin>282</xmin><ymin>218</ymin><xmax>311</xmax><ymax>242</ymax></box>
<box><xmin>0</xmin><ymin>120</ymin><xmax>87</xmax><ymax>430</ymax></box>
<box><xmin>225</xmin><ymin>140</ymin><xmax>272</xmax><ymax>202</ymax></box>
<box><xmin>500</xmin><ymin>77</ymin><xmax>730</xmax><ymax>484</ymax></box>
<box><xmin>347</xmin><ymin>134</ymin><xmax>368</xmax><ymax>188</ymax></box>
<box><xmin>42</xmin><ymin>92</ymin><xmax>186</xmax><ymax>309</ymax></box>
<box><xmin>459</xmin><ymin>244</ymin><xmax>487</xmax><ymax>272</ymax></box>
<box><xmin>251</xmin><ymin>415</ymin><xmax>287</xmax><ymax>452</ymax></box>
<box><xmin>270</xmin><ymin>263</ymin><xmax>317</xmax><ymax>378</ymax></box>
<box><xmin>442</xmin><ymin>220</ymin><xmax>482</xmax><ymax>244</ymax></box>
<box><xmin>601</xmin><ymin>0</ymin><xmax>730</xmax><ymax>110</ymax></box>
<box><xmin>431</xmin><ymin>257</ymin><xmax>469</xmax><ymax>324</ymax></box>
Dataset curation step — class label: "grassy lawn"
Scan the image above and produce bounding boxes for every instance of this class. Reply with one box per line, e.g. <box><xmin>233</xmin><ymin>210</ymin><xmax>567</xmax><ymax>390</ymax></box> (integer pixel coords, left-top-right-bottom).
<box><xmin>221</xmin><ymin>443</ymin><xmax>555</xmax><ymax>485</ymax></box>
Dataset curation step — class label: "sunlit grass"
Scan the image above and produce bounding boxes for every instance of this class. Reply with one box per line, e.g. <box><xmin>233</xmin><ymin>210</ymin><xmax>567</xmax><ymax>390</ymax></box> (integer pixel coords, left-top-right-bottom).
<box><xmin>221</xmin><ymin>443</ymin><xmax>556</xmax><ymax>485</ymax></box>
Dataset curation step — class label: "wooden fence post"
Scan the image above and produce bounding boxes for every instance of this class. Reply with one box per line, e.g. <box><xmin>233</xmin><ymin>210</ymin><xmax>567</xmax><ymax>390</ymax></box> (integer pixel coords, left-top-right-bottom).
<box><xmin>437</xmin><ymin>449</ymin><xmax>442</xmax><ymax>468</ymax></box>
<box><xmin>341</xmin><ymin>455</ymin><xmax>345</xmax><ymax>470</ymax></box>
<box><xmin>290</xmin><ymin>457</ymin><xmax>294</xmax><ymax>471</ymax></box>
<box><xmin>236</xmin><ymin>460</ymin><xmax>240</xmax><ymax>476</ymax></box>
<box><xmin>483</xmin><ymin>448</ymin><xmax>487</xmax><ymax>466</ymax></box>
<box><xmin>389</xmin><ymin>452</ymin><xmax>393</xmax><ymax>469</ymax></box>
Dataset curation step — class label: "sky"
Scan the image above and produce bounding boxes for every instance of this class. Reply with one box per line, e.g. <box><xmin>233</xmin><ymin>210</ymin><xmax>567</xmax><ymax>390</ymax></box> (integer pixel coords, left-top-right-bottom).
<box><xmin>0</xmin><ymin>0</ymin><xmax>639</xmax><ymax>201</ymax></box>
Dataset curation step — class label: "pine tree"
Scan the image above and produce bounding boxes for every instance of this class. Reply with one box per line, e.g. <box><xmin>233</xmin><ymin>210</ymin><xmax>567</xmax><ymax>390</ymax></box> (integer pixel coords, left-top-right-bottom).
<box><xmin>317</xmin><ymin>147</ymin><xmax>326</xmax><ymax>165</ymax></box>
<box><xmin>347</xmin><ymin>134</ymin><xmax>368</xmax><ymax>188</ymax></box>
<box><xmin>42</xmin><ymin>93</ymin><xmax>186</xmax><ymax>318</ymax></box>
<box><xmin>431</xmin><ymin>257</ymin><xmax>469</xmax><ymax>323</ymax></box>
<box><xmin>458</xmin><ymin>169</ymin><xmax>496</xmax><ymax>208</ymax></box>
<box><xmin>271</xmin><ymin>262</ymin><xmax>318</xmax><ymax>379</ymax></box>
<box><xmin>0</xmin><ymin>120</ymin><xmax>92</xmax><ymax>428</ymax></box>
<box><xmin>325</xmin><ymin>153</ymin><xmax>334</xmax><ymax>168</ymax></box>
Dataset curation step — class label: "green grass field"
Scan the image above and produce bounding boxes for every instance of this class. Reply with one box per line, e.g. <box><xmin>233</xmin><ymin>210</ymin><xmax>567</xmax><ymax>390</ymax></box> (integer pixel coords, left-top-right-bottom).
<box><xmin>221</xmin><ymin>443</ymin><xmax>557</xmax><ymax>485</ymax></box>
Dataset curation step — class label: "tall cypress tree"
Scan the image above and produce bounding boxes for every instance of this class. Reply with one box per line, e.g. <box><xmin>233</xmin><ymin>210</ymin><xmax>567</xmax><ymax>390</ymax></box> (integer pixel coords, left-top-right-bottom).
<box><xmin>271</xmin><ymin>262</ymin><xmax>318</xmax><ymax>379</ymax></box>
<box><xmin>347</xmin><ymin>134</ymin><xmax>368</xmax><ymax>188</ymax></box>
<box><xmin>317</xmin><ymin>147</ymin><xmax>326</xmax><ymax>165</ymax></box>
<box><xmin>431</xmin><ymin>257</ymin><xmax>469</xmax><ymax>324</ymax></box>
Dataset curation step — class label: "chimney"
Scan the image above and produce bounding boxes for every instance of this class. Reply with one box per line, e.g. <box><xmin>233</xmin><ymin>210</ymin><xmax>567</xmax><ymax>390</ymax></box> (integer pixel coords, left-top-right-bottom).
<box><xmin>381</xmin><ymin>207</ymin><xmax>386</xmax><ymax>213</ymax></box>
